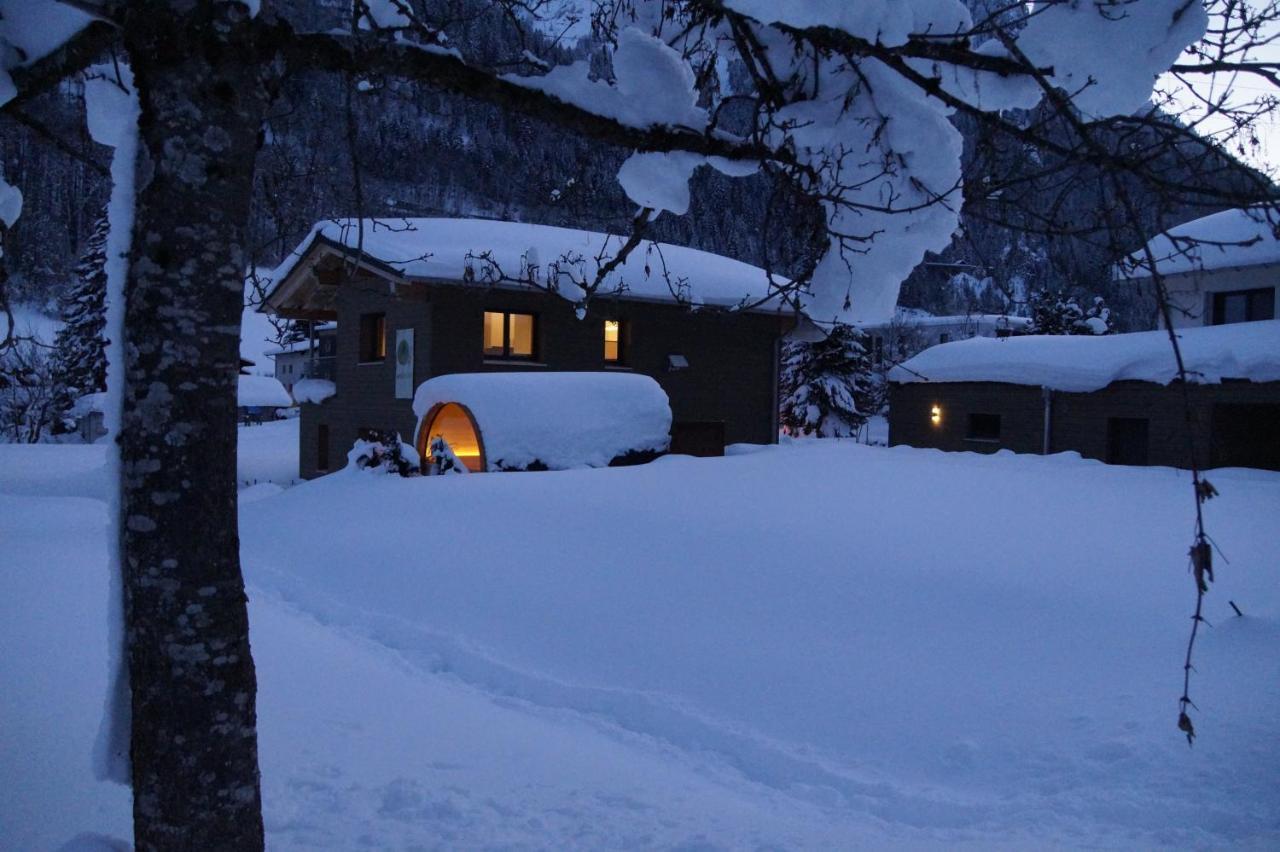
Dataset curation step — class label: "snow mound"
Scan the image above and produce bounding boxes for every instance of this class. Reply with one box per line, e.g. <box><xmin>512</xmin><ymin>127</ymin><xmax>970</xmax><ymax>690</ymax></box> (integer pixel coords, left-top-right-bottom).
<box><xmin>412</xmin><ymin>372</ymin><xmax>671</xmax><ymax>471</ymax></box>
<box><xmin>271</xmin><ymin>218</ymin><xmax>788</xmax><ymax>310</ymax></box>
<box><xmin>238</xmin><ymin>375</ymin><xmax>292</xmax><ymax>408</ymax></box>
<box><xmin>292</xmin><ymin>378</ymin><xmax>336</xmax><ymax>405</ymax></box>
<box><xmin>1118</xmin><ymin>207</ymin><xmax>1280</xmax><ymax>278</ymax></box>
<box><xmin>889</xmin><ymin>321</ymin><xmax>1280</xmax><ymax>392</ymax></box>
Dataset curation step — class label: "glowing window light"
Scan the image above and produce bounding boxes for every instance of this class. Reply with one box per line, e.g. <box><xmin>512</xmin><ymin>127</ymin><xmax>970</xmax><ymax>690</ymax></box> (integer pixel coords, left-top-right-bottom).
<box><xmin>427</xmin><ymin>402</ymin><xmax>484</xmax><ymax>472</ymax></box>
<box><xmin>604</xmin><ymin>320</ymin><xmax>622</xmax><ymax>363</ymax></box>
<box><xmin>931</xmin><ymin>404</ymin><xmax>942</xmax><ymax>426</ymax></box>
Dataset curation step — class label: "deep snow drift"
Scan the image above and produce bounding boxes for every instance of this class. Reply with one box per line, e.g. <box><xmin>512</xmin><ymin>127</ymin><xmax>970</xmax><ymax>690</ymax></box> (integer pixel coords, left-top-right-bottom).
<box><xmin>2</xmin><ymin>438</ymin><xmax>1277</xmax><ymax>848</ymax></box>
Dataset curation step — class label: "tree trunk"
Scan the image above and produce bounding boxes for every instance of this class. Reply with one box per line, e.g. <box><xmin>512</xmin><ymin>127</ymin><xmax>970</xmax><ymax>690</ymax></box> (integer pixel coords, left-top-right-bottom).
<box><xmin>120</xmin><ymin>4</ymin><xmax>273</xmax><ymax>848</ymax></box>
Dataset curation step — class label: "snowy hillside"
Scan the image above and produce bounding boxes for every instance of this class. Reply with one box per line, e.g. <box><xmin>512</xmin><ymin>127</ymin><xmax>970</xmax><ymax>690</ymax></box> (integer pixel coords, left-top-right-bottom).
<box><xmin>3</xmin><ymin>438</ymin><xmax>1277</xmax><ymax>848</ymax></box>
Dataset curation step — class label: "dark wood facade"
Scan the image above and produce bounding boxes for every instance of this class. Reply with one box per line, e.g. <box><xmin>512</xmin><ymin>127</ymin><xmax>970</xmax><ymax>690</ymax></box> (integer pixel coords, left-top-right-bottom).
<box><xmin>890</xmin><ymin>379</ymin><xmax>1280</xmax><ymax>471</ymax></box>
<box><xmin>287</xmin><ymin>271</ymin><xmax>785</xmax><ymax>479</ymax></box>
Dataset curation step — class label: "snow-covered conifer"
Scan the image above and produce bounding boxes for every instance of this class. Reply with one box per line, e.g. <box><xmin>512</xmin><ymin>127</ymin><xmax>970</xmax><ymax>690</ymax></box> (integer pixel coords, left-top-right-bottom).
<box><xmin>50</xmin><ymin>214</ymin><xmax>109</xmax><ymax>432</ymax></box>
<box><xmin>1027</xmin><ymin>290</ymin><xmax>1115</xmax><ymax>336</ymax></box>
<box><xmin>779</xmin><ymin>323</ymin><xmax>877</xmax><ymax>438</ymax></box>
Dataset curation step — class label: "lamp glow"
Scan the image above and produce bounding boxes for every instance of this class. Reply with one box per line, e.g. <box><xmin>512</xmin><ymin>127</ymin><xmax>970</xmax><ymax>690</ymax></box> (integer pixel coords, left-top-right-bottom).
<box><xmin>930</xmin><ymin>404</ymin><xmax>941</xmax><ymax>426</ymax></box>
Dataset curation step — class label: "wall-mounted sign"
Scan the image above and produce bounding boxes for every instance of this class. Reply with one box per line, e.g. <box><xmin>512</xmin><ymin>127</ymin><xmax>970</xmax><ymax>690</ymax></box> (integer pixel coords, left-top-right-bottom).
<box><xmin>394</xmin><ymin>328</ymin><xmax>414</xmax><ymax>399</ymax></box>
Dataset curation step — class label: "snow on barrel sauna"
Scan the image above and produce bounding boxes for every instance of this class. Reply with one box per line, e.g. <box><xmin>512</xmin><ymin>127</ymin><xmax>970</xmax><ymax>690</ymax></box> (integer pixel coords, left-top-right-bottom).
<box><xmin>413</xmin><ymin>372</ymin><xmax>672</xmax><ymax>472</ymax></box>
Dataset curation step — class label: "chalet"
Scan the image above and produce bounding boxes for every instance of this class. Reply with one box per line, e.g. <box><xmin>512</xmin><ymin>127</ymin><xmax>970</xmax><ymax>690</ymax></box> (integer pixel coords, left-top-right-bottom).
<box><xmin>888</xmin><ymin>321</ymin><xmax>1280</xmax><ymax>471</ymax></box>
<box><xmin>260</xmin><ymin>218</ymin><xmax>794</xmax><ymax>478</ymax></box>
<box><xmin>266</xmin><ymin>323</ymin><xmax>337</xmax><ymax>398</ymax></box>
<box><xmin>1114</xmin><ymin>207</ymin><xmax>1278</xmax><ymax>328</ymax></box>
<box><xmin>857</xmin><ymin>307</ymin><xmax>1031</xmax><ymax>366</ymax></box>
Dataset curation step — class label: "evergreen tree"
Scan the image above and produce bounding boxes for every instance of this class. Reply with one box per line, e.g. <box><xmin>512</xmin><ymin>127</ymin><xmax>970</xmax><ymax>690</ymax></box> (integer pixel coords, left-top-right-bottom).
<box><xmin>50</xmin><ymin>213</ymin><xmax>109</xmax><ymax>433</ymax></box>
<box><xmin>1027</xmin><ymin>289</ymin><xmax>1116</xmax><ymax>335</ymax></box>
<box><xmin>779</xmin><ymin>323</ymin><xmax>878</xmax><ymax>438</ymax></box>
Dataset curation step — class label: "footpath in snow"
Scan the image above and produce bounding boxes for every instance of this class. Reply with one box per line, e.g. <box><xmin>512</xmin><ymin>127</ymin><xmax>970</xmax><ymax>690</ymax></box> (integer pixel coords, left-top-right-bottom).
<box><xmin>239</xmin><ymin>443</ymin><xmax>1280</xmax><ymax>847</ymax></box>
<box><xmin>2</xmin><ymin>435</ymin><xmax>1278</xmax><ymax>848</ymax></box>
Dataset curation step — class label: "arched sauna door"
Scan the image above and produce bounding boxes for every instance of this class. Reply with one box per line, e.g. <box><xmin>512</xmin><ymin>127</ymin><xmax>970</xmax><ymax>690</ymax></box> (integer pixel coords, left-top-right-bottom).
<box><xmin>419</xmin><ymin>402</ymin><xmax>486</xmax><ymax>472</ymax></box>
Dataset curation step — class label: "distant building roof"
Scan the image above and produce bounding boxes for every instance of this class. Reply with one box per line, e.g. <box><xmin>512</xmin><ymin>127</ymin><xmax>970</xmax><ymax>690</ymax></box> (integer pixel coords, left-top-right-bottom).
<box><xmin>889</xmin><ymin>320</ymin><xmax>1280</xmax><ymax>392</ymax></box>
<box><xmin>1117</xmin><ymin>207</ymin><xmax>1280</xmax><ymax>279</ymax></box>
<box><xmin>238</xmin><ymin>375</ymin><xmax>293</xmax><ymax>408</ymax></box>
<box><xmin>858</xmin><ymin>309</ymin><xmax>1031</xmax><ymax>330</ymax></box>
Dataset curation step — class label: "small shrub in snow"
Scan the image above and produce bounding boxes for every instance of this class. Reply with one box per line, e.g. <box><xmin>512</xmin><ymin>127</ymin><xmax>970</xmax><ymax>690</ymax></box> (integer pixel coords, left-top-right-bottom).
<box><xmin>1027</xmin><ymin>290</ymin><xmax>1115</xmax><ymax>335</ymax></box>
<box><xmin>426</xmin><ymin>435</ymin><xmax>470</xmax><ymax>475</ymax></box>
<box><xmin>349</xmin><ymin>430</ymin><xmax>420</xmax><ymax>477</ymax></box>
<box><xmin>779</xmin><ymin>323</ymin><xmax>878</xmax><ymax>438</ymax></box>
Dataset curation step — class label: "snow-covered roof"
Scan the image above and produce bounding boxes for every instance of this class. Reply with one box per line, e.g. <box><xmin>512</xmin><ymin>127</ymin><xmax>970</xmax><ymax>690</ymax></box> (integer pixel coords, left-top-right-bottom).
<box><xmin>292</xmin><ymin>378</ymin><xmax>336</xmax><ymax>405</ymax></box>
<box><xmin>1118</xmin><ymin>207</ymin><xmax>1280</xmax><ymax>279</ymax></box>
<box><xmin>413</xmin><ymin>372</ymin><xmax>671</xmax><ymax>471</ymax></box>
<box><xmin>889</xmin><ymin>320</ymin><xmax>1280</xmax><ymax>392</ymax></box>
<box><xmin>859</xmin><ymin>310</ymin><xmax>1031</xmax><ymax>330</ymax></box>
<box><xmin>241</xmin><ymin>276</ymin><xmax>281</xmax><ymax>376</ymax></box>
<box><xmin>70</xmin><ymin>392</ymin><xmax>108</xmax><ymax>417</ymax></box>
<box><xmin>270</xmin><ymin>218</ymin><xmax>788</xmax><ymax>311</ymax></box>
<box><xmin>238</xmin><ymin>374</ymin><xmax>293</xmax><ymax>408</ymax></box>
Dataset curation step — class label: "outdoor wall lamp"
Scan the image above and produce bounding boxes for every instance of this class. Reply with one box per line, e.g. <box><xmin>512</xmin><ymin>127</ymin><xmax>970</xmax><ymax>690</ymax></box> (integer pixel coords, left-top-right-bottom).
<box><xmin>930</xmin><ymin>404</ymin><xmax>942</xmax><ymax>426</ymax></box>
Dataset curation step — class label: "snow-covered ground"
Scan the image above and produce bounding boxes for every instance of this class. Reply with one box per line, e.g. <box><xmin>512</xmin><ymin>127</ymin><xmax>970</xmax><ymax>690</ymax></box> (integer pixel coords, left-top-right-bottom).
<box><xmin>2</xmin><ymin>437</ymin><xmax>1278</xmax><ymax>849</ymax></box>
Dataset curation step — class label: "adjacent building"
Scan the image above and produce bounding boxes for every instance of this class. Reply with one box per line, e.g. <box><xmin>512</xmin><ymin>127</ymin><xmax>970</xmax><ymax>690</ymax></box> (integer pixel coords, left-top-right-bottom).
<box><xmin>857</xmin><ymin>307</ymin><xmax>1030</xmax><ymax>366</ymax></box>
<box><xmin>267</xmin><ymin>323</ymin><xmax>337</xmax><ymax>398</ymax></box>
<box><xmin>888</xmin><ymin>321</ymin><xmax>1280</xmax><ymax>471</ymax></box>
<box><xmin>1115</xmin><ymin>207</ymin><xmax>1278</xmax><ymax>328</ymax></box>
<box><xmin>261</xmin><ymin>218</ymin><xmax>795</xmax><ymax>478</ymax></box>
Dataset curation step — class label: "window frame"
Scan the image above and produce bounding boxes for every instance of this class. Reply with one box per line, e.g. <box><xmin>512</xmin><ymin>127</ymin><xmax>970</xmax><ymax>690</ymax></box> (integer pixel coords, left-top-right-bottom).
<box><xmin>1210</xmin><ymin>287</ymin><xmax>1275</xmax><ymax>325</ymax></box>
<box><xmin>358</xmin><ymin>313</ymin><xmax>387</xmax><ymax>363</ymax></box>
<box><xmin>482</xmin><ymin>309</ymin><xmax>539</xmax><ymax>361</ymax></box>
<box><xmin>965</xmin><ymin>412</ymin><xmax>1002</xmax><ymax>443</ymax></box>
<box><xmin>603</xmin><ymin>318</ymin><xmax>627</xmax><ymax>365</ymax></box>
<box><xmin>316</xmin><ymin>423</ymin><xmax>330</xmax><ymax>472</ymax></box>
<box><xmin>1106</xmin><ymin>416</ymin><xmax>1150</xmax><ymax>466</ymax></box>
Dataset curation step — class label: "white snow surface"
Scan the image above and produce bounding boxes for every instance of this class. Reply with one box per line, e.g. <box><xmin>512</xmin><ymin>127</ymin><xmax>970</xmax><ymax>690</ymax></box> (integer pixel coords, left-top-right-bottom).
<box><xmin>291</xmin><ymin>378</ymin><xmax>336</xmax><ymax>405</ymax></box>
<box><xmin>238</xmin><ymin>374</ymin><xmax>293</xmax><ymax>409</ymax></box>
<box><xmin>506</xmin><ymin>27</ymin><xmax>707</xmax><ymax>131</ymax></box>
<box><xmin>272</xmin><ymin>217</ymin><xmax>788</xmax><ymax>309</ymax></box>
<box><xmin>724</xmin><ymin>0</ymin><xmax>972</xmax><ymax>49</ymax></box>
<box><xmin>2</xmin><ymin>439</ymin><xmax>1279</xmax><ymax>848</ymax></box>
<box><xmin>0</xmin><ymin>1</ymin><xmax>92</xmax><ymax>107</ymax></box>
<box><xmin>0</xmin><ymin>177</ymin><xmax>21</xmax><ymax>228</ymax></box>
<box><xmin>1018</xmin><ymin>0</ymin><xmax>1208</xmax><ymax>118</ymax></box>
<box><xmin>83</xmin><ymin>60</ymin><xmax>139</xmax><ymax>787</ymax></box>
<box><xmin>241</xmin><ymin>277</ymin><xmax>281</xmax><ymax>376</ymax></box>
<box><xmin>890</xmin><ymin>320</ymin><xmax>1280</xmax><ymax>392</ymax></box>
<box><xmin>616</xmin><ymin>150</ymin><xmax>703</xmax><ymax>216</ymax></box>
<box><xmin>5</xmin><ymin>302</ymin><xmax>59</xmax><ymax>343</ymax></box>
<box><xmin>412</xmin><ymin>371</ymin><xmax>671</xmax><ymax>470</ymax></box>
<box><xmin>1118</xmin><ymin>206</ymin><xmax>1280</xmax><ymax>278</ymax></box>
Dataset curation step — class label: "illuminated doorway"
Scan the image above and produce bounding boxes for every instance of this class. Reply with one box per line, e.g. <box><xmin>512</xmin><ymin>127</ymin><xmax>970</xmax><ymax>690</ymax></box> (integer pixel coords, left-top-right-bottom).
<box><xmin>418</xmin><ymin>402</ymin><xmax>486</xmax><ymax>472</ymax></box>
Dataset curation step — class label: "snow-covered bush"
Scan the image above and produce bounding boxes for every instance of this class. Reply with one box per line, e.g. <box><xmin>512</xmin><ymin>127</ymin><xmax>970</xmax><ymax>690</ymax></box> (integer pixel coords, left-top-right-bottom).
<box><xmin>426</xmin><ymin>435</ymin><xmax>469</xmax><ymax>475</ymax></box>
<box><xmin>779</xmin><ymin>324</ymin><xmax>878</xmax><ymax>438</ymax></box>
<box><xmin>348</xmin><ymin>430</ymin><xmax>420</xmax><ymax>477</ymax></box>
<box><xmin>1027</xmin><ymin>290</ymin><xmax>1115</xmax><ymax>336</ymax></box>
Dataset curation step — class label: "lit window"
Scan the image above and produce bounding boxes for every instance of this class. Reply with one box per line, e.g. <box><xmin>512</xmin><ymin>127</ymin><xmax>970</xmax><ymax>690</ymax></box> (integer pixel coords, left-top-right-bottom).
<box><xmin>604</xmin><ymin>320</ymin><xmax>624</xmax><ymax>363</ymax></box>
<box><xmin>508</xmin><ymin>312</ymin><xmax>535</xmax><ymax>358</ymax></box>
<box><xmin>483</xmin><ymin>311</ymin><xmax>505</xmax><ymax>356</ymax></box>
<box><xmin>359</xmin><ymin>313</ymin><xmax>386</xmax><ymax>362</ymax></box>
<box><xmin>426</xmin><ymin>403</ymin><xmax>484</xmax><ymax>472</ymax></box>
<box><xmin>482</xmin><ymin>310</ymin><xmax>537</xmax><ymax>359</ymax></box>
